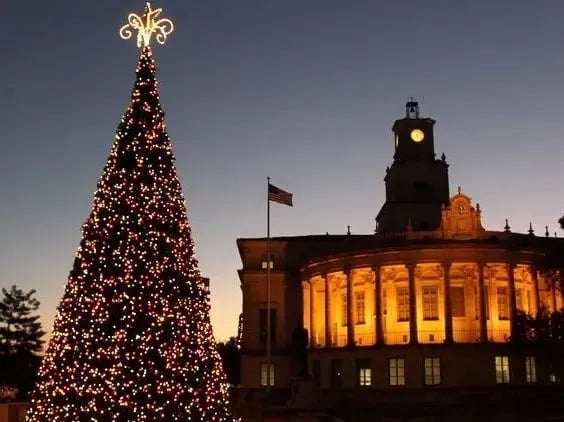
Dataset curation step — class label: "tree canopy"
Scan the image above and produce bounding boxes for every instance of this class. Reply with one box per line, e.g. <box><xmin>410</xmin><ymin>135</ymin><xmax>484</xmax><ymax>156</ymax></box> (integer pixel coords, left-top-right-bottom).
<box><xmin>0</xmin><ymin>285</ymin><xmax>45</xmax><ymax>356</ymax></box>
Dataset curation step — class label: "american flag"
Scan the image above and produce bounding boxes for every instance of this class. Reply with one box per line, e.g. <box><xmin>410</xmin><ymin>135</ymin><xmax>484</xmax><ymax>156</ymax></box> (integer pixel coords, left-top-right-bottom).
<box><xmin>268</xmin><ymin>183</ymin><xmax>293</xmax><ymax>207</ymax></box>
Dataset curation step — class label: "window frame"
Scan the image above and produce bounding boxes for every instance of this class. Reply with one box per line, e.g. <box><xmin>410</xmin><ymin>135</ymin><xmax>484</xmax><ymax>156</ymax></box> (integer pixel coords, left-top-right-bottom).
<box><xmin>424</xmin><ymin>357</ymin><xmax>441</xmax><ymax>386</ymax></box>
<box><xmin>355</xmin><ymin>291</ymin><xmax>366</xmax><ymax>325</ymax></box>
<box><xmin>389</xmin><ymin>357</ymin><xmax>406</xmax><ymax>386</ymax></box>
<box><xmin>396</xmin><ymin>287</ymin><xmax>410</xmax><ymax>322</ymax></box>
<box><xmin>356</xmin><ymin>358</ymin><xmax>372</xmax><ymax>387</ymax></box>
<box><xmin>495</xmin><ymin>355</ymin><xmax>510</xmax><ymax>384</ymax></box>
<box><xmin>525</xmin><ymin>356</ymin><xmax>537</xmax><ymax>383</ymax></box>
<box><xmin>422</xmin><ymin>285</ymin><xmax>439</xmax><ymax>320</ymax></box>
<box><xmin>260</xmin><ymin>362</ymin><xmax>275</xmax><ymax>387</ymax></box>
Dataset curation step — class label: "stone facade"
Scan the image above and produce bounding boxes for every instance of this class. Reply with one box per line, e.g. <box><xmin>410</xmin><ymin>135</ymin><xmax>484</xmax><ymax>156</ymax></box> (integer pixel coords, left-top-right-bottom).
<box><xmin>235</xmin><ymin>103</ymin><xmax>564</xmax><ymax>420</ymax></box>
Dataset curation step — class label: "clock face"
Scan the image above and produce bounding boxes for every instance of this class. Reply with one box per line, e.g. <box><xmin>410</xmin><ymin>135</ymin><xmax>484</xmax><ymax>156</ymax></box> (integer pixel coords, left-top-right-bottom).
<box><xmin>410</xmin><ymin>129</ymin><xmax>425</xmax><ymax>143</ymax></box>
<box><xmin>394</xmin><ymin>134</ymin><xmax>399</xmax><ymax>147</ymax></box>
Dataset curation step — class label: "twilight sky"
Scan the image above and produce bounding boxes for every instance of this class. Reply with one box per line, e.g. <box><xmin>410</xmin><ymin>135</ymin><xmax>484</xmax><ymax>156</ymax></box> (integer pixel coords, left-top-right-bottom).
<box><xmin>0</xmin><ymin>0</ymin><xmax>563</xmax><ymax>342</ymax></box>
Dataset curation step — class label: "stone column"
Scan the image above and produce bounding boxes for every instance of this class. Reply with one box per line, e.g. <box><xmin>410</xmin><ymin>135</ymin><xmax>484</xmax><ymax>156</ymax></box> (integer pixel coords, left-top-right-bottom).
<box><xmin>478</xmin><ymin>263</ymin><xmax>488</xmax><ymax>342</ymax></box>
<box><xmin>443</xmin><ymin>262</ymin><xmax>453</xmax><ymax>343</ymax></box>
<box><xmin>309</xmin><ymin>277</ymin><xmax>315</xmax><ymax>346</ymax></box>
<box><xmin>531</xmin><ymin>265</ymin><xmax>541</xmax><ymax>314</ymax></box>
<box><xmin>407</xmin><ymin>264</ymin><xmax>418</xmax><ymax>345</ymax></box>
<box><xmin>324</xmin><ymin>274</ymin><xmax>331</xmax><ymax>347</ymax></box>
<box><xmin>373</xmin><ymin>265</ymin><xmax>384</xmax><ymax>346</ymax></box>
<box><xmin>507</xmin><ymin>263</ymin><xmax>518</xmax><ymax>340</ymax></box>
<box><xmin>301</xmin><ymin>279</ymin><xmax>309</xmax><ymax>330</ymax></box>
<box><xmin>346</xmin><ymin>269</ymin><xmax>355</xmax><ymax>346</ymax></box>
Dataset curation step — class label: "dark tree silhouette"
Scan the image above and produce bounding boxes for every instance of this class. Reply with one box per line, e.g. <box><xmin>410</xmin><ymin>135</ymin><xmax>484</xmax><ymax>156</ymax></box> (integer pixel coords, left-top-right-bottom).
<box><xmin>0</xmin><ymin>285</ymin><xmax>45</xmax><ymax>399</ymax></box>
<box><xmin>217</xmin><ymin>337</ymin><xmax>241</xmax><ymax>386</ymax></box>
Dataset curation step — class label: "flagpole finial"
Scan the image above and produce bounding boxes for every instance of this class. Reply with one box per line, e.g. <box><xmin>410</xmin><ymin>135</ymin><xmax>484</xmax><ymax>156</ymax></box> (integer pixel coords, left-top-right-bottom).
<box><xmin>120</xmin><ymin>2</ymin><xmax>174</xmax><ymax>48</ymax></box>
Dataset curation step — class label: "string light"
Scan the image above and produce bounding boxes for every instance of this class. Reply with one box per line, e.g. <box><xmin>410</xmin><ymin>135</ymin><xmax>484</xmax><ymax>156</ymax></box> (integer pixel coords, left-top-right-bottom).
<box><xmin>26</xmin><ymin>4</ymin><xmax>233</xmax><ymax>420</ymax></box>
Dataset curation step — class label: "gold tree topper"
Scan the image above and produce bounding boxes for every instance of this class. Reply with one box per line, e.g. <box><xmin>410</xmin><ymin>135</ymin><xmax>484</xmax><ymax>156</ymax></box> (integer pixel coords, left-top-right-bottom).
<box><xmin>120</xmin><ymin>2</ymin><xmax>174</xmax><ymax>48</ymax></box>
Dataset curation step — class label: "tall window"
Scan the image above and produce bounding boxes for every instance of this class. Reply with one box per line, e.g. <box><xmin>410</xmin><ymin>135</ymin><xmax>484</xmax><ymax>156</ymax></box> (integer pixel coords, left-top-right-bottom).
<box><xmin>495</xmin><ymin>356</ymin><xmax>510</xmax><ymax>384</ymax></box>
<box><xmin>330</xmin><ymin>359</ymin><xmax>343</xmax><ymax>388</ymax></box>
<box><xmin>259</xmin><ymin>309</ymin><xmax>277</xmax><ymax>344</ymax></box>
<box><xmin>525</xmin><ymin>356</ymin><xmax>536</xmax><ymax>383</ymax></box>
<box><xmin>397</xmin><ymin>287</ymin><xmax>410</xmax><ymax>321</ymax></box>
<box><xmin>355</xmin><ymin>292</ymin><xmax>365</xmax><ymax>324</ymax></box>
<box><xmin>451</xmin><ymin>286</ymin><xmax>465</xmax><ymax>317</ymax></box>
<box><xmin>260</xmin><ymin>363</ymin><xmax>275</xmax><ymax>386</ymax></box>
<box><xmin>424</xmin><ymin>357</ymin><xmax>441</xmax><ymax>385</ymax></box>
<box><xmin>497</xmin><ymin>287</ymin><xmax>508</xmax><ymax>320</ymax></box>
<box><xmin>341</xmin><ymin>294</ymin><xmax>347</xmax><ymax>326</ymax></box>
<box><xmin>389</xmin><ymin>358</ymin><xmax>406</xmax><ymax>386</ymax></box>
<box><xmin>356</xmin><ymin>359</ymin><xmax>372</xmax><ymax>387</ymax></box>
<box><xmin>422</xmin><ymin>286</ymin><xmax>438</xmax><ymax>320</ymax></box>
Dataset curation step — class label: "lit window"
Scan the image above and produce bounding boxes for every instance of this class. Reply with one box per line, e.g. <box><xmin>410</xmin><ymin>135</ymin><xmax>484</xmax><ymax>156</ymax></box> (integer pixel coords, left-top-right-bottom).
<box><xmin>356</xmin><ymin>359</ymin><xmax>371</xmax><ymax>386</ymax></box>
<box><xmin>549</xmin><ymin>372</ymin><xmax>560</xmax><ymax>384</ymax></box>
<box><xmin>422</xmin><ymin>286</ymin><xmax>438</xmax><ymax>320</ymax></box>
<box><xmin>355</xmin><ymin>292</ymin><xmax>365</xmax><ymax>324</ymax></box>
<box><xmin>525</xmin><ymin>356</ymin><xmax>536</xmax><ymax>383</ymax></box>
<box><xmin>341</xmin><ymin>293</ymin><xmax>347</xmax><ymax>326</ymax></box>
<box><xmin>397</xmin><ymin>287</ymin><xmax>410</xmax><ymax>322</ymax></box>
<box><xmin>495</xmin><ymin>355</ymin><xmax>510</xmax><ymax>384</ymax></box>
<box><xmin>451</xmin><ymin>286</ymin><xmax>465</xmax><ymax>317</ymax></box>
<box><xmin>424</xmin><ymin>357</ymin><xmax>441</xmax><ymax>385</ymax></box>
<box><xmin>497</xmin><ymin>287</ymin><xmax>508</xmax><ymax>320</ymax></box>
<box><xmin>389</xmin><ymin>358</ymin><xmax>406</xmax><ymax>386</ymax></box>
<box><xmin>260</xmin><ymin>363</ymin><xmax>275</xmax><ymax>386</ymax></box>
<box><xmin>261</xmin><ymin>260</ymin><xmax>273</xmax><ymax>269</ymax></box>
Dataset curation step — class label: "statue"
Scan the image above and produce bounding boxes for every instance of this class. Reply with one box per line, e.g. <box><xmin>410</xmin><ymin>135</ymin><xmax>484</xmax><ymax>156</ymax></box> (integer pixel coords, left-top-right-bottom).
<box><xmin>291</xmin><ymin>320</ymin><xmax>309</xmax><ymax>377</ymax></box>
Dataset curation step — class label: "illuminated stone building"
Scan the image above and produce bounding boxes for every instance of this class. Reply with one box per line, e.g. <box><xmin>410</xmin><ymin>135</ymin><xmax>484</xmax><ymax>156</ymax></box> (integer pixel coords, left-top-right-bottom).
<box><xmin>236</xmin><ymin>102</ymin><xmax>564</xmax><ymax>420</ymax></box>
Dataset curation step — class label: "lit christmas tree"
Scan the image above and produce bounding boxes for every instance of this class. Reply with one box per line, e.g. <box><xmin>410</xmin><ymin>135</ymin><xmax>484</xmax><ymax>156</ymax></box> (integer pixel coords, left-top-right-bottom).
<box><xmin>26</xmin><ymin>4</ymin><xmax>233</xmax><ymax>421</ymax></box>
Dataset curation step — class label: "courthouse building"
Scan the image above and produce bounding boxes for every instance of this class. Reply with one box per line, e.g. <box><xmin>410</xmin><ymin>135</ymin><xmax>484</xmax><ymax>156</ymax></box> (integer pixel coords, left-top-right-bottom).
<box><xmin>236</xmin><ymin>102</ymin><xmax>564</xmax><ymax>420</ymax></box>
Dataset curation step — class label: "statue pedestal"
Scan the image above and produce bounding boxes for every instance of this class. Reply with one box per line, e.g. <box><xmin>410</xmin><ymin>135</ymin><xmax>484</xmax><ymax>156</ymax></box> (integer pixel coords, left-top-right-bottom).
<box><xmin>287</xmin><ymin>376</ymin><xmax>317</xmax><ymax>408</ymax></box>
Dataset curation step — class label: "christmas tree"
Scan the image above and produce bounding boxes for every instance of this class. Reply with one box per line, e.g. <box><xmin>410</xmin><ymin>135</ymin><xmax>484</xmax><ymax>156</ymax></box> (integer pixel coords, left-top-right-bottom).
<box><xmin>27</xmin><ymin>4</ymin><xmax>233</xmax><ymax>421</ymax></box>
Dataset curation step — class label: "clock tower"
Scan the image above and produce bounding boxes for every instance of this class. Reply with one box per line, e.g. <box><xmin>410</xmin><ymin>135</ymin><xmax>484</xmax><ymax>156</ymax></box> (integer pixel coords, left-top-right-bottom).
<box><xmin>376</xmin><ymin>101</ymin><xmax>450</xmax><ymax>233</ymax></box>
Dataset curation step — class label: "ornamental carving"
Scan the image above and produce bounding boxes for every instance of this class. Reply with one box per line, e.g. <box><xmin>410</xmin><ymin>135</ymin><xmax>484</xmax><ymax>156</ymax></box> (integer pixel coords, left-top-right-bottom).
<box><xmin>439</xmin><ymin>189</ymin><xmax>485</xmax><ymax>240</ymax></box>
<box><xmin>383</xmin><ymin>267</ymin><xmax>398</xmax><ymax>281</ymax></box>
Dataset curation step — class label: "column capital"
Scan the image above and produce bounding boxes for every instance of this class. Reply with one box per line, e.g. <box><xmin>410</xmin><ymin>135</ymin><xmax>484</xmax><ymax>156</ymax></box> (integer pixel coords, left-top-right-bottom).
<box><xmin>441</xmin><ymin>261</ymin><xmax>453</xmax><ymax>270</ymax></box>
<box><xmin>371</xmin><ymin>264</ymin><xmax>381</xmax><ymax>273</ymax></box>
<box><xmin>405</xmin><ymin>262</ymin><xmax>416</xmax><ymax>271</ymax></box>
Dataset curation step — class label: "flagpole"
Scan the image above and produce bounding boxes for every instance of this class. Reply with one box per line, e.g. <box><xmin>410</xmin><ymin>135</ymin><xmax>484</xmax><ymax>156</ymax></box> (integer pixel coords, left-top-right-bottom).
<box><xmin>266</xmin><ymin>176</ymin><xmax>271</xmax><ymax>390</ymax></box>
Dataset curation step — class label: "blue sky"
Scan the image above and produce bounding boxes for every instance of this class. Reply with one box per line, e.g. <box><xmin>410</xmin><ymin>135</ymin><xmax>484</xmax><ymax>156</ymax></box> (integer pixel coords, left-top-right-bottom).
<box><xmin>0</xmin><ymin>0</ymin><xmax>563</xmax><ymax>341</ymax></box>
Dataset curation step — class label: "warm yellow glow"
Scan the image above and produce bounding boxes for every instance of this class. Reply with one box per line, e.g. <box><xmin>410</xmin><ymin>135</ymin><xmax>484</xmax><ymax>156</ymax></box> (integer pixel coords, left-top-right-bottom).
<box><xmin>120</xmin><ymin>2</ymin><xmax>174</xmax><ymax>48</ymax></box>
<box><xmin>410</xmin><ymin>129</ymin><xmax>424</xmax><ymax>142</ymax></box>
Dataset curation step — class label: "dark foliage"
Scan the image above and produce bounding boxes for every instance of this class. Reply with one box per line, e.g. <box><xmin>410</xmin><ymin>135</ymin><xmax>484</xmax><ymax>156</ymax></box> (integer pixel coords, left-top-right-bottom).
<box><xmin>217</xmin><ymin>337</ymin><xmax>241</xmax><ymax>386</ymax></box>
<box><xmin>0</xmin><ymin>285</ymin><xmax>45</xmax><ymax>400</ymax></box>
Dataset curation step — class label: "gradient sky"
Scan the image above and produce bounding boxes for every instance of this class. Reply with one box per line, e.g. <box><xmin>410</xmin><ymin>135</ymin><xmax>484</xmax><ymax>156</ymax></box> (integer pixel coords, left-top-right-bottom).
<box><xmin>1</xmin><ymin>0</ymin><xmax>563</xmax><ymax>342</ymax></box>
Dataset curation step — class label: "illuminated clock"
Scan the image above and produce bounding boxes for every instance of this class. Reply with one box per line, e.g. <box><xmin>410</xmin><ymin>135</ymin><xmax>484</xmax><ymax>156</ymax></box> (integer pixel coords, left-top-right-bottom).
<box><xmin>394</xmin><ymin>134</ymin><xmax>399</xmax><ymax>147</ymax></box>
<box><xmin>410</xmin><ymin>129</ymin><xmax>424</xmax><ymax>143</ymax></box>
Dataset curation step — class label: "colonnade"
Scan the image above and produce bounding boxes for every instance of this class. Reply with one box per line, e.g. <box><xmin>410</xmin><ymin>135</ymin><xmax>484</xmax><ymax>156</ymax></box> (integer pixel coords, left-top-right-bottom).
<box><xmin>302</xmin><ymin>262</ymin><xmax>558</xmax><ymax>348</ymax></box>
